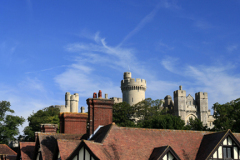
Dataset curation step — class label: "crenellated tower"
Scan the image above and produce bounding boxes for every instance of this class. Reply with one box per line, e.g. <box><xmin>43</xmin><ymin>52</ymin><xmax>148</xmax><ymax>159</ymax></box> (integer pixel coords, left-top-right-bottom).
<box><xmin>55</xmin><ymin>92</ymin><xmax>79</xmax><ymax>113</ymax></box>
<box><xmin>195</xmin><ymin>92</ymin><xmax>208</xmax><ymax>125</ymax></box>
<box><xmin>173</xmin><ymin>85</ymin><xmax>186</xmax><ymax>120</ymax></box>
<box><xmin>121</xmin><ymin>72</ymin><xmax>146</xmax><ymax>106</ymax></box>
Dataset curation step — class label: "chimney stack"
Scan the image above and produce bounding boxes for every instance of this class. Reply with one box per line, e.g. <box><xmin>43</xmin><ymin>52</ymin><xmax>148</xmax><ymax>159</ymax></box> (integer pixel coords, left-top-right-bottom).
<box><xmin>40</xmin><ymin>124</ymin><xmax>58</xmax><ymax>133</ymax></box>
<box><xmin>87</xmin><ymin>90</ymin><xmax>114</xmax><ymax>137</ymax></box>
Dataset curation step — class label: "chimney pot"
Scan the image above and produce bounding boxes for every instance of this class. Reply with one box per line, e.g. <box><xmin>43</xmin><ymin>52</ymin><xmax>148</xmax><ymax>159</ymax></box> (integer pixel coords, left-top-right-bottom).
<box><xmin>93</xmin><ymin>92</ymin><xmax>97</xmax><ymax>98</ymax></box>
<box><xmin>98</xmin><ymin>90</ymin><xmax>102</xmax><ymax>98</ymax></box>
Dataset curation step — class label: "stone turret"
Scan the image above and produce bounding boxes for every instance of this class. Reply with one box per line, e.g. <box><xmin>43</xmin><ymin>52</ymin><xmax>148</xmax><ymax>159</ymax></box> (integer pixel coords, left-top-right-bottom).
<box><xmin>55</xmin><ymin>92</ymin><xmax>79</xmax><ymax>113</ymax></box>
<box><xmin>173</xmin><ymin>85</ymin><xmax>186</xmax><ymax>120</ymax></box>
<box><xmin>121</xmin><ymin>72</ymin><xmax>146</xmax><ymax>106</ymax></box>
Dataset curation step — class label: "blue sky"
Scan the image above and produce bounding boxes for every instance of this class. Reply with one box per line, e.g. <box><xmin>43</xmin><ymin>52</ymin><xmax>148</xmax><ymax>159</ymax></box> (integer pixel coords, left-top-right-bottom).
<box><xmin>1</xmin><ymin>0</ymin><xmax>240</xmax><ymax>134</ymax></box>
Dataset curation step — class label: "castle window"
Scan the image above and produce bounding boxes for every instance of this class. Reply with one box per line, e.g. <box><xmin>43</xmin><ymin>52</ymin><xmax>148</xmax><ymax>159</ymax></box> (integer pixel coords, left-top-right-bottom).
<box><xmin>189</xmin><ymin>101</ymin><xmax>191</xmax><ymax>105</ymax></box>
<box><xmin>132</xmin><ymin>98</ymin><xmax>133</xmax><ymax>102</ymax></box>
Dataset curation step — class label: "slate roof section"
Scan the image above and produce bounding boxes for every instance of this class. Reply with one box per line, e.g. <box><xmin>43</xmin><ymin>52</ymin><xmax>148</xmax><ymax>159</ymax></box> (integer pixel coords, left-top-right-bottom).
<box><xmin>149</xmin><ymin>146</ymin><xmax>168</xmax><ymax>160</ymax></box>
<box><xmin>195</xmin><ymin>130</ymin><xmax>227</xmax><ymax>160</ymax></box>
<box><xmin>90</xmin><ymin>123</ymin><xmax>113</xmax><ymax>143</ymax></box>
<box><xmin>19</xmin><ymin>142</ymin><xmax>35</xmax><ymax>160</ymax></box>
<box><xmin>0</xmin><ymin>144</ymin><xmax>17</xmax><ymax>155</ymax></box>
<box><xmin>57</xmin><ymin>139</ymin><xmax>81</xmax><ymax>160</ymax></box>
<box><xmin>37</xmin><ymin>133</ymin><xmax>85</xmax><ymax>160</ymax></box>
<box><xmin>90</xmin><ymin>124</ymin><xmax>213</xmax><ymax>160</ymax></box>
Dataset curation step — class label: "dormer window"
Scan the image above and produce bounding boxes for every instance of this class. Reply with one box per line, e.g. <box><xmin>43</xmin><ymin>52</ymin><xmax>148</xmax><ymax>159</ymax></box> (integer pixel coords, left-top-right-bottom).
<box><xmin>210</xmin><ymin>136</ymin><xmax>240</xmax><ymax>159</ymax></box>
<box><xmin>149</xmin><ymin>146</ymin><xmax>180</xmax><ymax>160</ymax></box>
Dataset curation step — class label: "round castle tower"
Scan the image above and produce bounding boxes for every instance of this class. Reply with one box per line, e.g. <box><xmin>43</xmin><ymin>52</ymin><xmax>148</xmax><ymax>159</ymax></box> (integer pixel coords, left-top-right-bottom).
<box><xmin>121</xmin><ymin>72</ymin><xmax>146</xmax><ymax>106</ymax></box>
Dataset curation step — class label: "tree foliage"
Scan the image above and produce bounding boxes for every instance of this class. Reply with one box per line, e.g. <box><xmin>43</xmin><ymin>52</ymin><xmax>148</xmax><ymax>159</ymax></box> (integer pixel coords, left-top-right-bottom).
<box><xmin>213</xmin><ymin>98</ymin><xmax>240</xmax><ymax>132</ymax></box>
<box><xmin>113</xmin><ymin>98</ymin><xmax>185</xmax><ymax>130</ymax></box>
<box><xmin>141</xmin><ymin>114</ymin><xmax>185</xmax><ymax>129</ymax></box>
<box><xmin>23</xmin><ymin>106</ymin><xmax>60</xmax><ymax>141</ymax></box>
<box><xmin>113</xmin><ymin>102</ymin><xmax>136</xmax><ymax>127</ymax></box>
<box><xmin>184</xmin><ymin>118</ymin><xmax>207</xmax><ymax>131</ymax></box>
<box><xmin>0</xmin><ymin>101</ymin><xmax>25</xmax><ymax>144</ymax></box>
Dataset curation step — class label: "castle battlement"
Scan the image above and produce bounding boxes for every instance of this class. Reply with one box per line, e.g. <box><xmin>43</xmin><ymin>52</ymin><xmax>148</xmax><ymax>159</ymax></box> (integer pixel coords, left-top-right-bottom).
<box><xmin>121</xmin><ymin>78</ymin><xmax>146</xmax><ymax>91</ymax></box>
<box><xmin>173</xmin><ymin>90</ymin><xmax>186</xmax><ymax>97</ymax></box>
<box><xmin>195</xmin><ymin>92</ymin><xmax>208</xmax><ymax>99</ymax></box>
<box><xmin>121</xmin><ymin>78</ymin><xmax>146</xmax><ymax>88</ymax></box>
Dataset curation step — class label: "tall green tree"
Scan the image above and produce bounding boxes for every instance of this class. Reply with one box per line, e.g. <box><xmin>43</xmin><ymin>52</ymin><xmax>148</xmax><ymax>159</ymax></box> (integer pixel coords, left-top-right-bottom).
<box><xmin>0</xmin><ymin>101</ymin><xmax>25</xmax><ymax>144</ymax></box>
<box><xmin>213</xmin><ymin>98</ymin><xmax>240</xmax><ymax>132</ymax></box>
<box><xmin>23</xmin><ymin>106</ymin><xmax>60</xmax><ymax>141</ymax></box>
<box><xmin>113</xmin><ymin>102</ymin><xmax>136</xmax><ymax>127</ymax></box>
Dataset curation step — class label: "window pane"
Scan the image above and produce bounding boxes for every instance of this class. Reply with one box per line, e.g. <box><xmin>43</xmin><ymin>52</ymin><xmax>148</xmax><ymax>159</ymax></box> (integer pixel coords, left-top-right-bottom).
<box><xmin>227</xmin><ymin>148</ymin><xmax>232</xmax><ymax>158</ymax></box>
<box><xmin>223</xmin><ymin>147</ymin><xmax>227</xmax><ymax>158</ymax></box>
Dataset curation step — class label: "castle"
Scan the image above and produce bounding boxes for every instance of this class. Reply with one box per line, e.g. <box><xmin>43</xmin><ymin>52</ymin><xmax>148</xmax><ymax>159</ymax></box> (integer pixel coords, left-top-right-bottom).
<box><xmin>55</xmin><ymin>72</ymin><xmax>214</xmax><ymax>128</ymax></box>
<box><xmin>164</xmin><ymin>85</ymin><xmax>214</xmax><ymax>128</ymax></box>
<box><xmin>116</xmin><ymin>72</ymin><xmax>214</xmax><ymax>128</ymax></box>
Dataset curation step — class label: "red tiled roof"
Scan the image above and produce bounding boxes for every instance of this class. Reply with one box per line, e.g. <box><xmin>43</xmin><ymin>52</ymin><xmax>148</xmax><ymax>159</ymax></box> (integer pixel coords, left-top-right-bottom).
<box><xmin>84</xmin><ymin>140</ymin><xmax>111</xmax><ymax>160</ymax></box>
<box><xmin>0</xmin><ymin>144</ymin><xmax>17</xmax><ymax>155</ymax></box>
<box><xmin>57</xmin><ymin>139</ymin><xmax>81</xmax><ymax>160</ymax></box>
<box><xmin>19</xmin><ymin>142</ymin><xmax>35</xmax><ymax>160</ymax></box>
<box><xmin>90</xmin><ymin>124</ymin><xmax>214</xmax><ymax>160</ymax></box>
<box><xmin>37</xmin><ymin>133</ymin><xmax>85</xmax><ymax>160</ymax></box>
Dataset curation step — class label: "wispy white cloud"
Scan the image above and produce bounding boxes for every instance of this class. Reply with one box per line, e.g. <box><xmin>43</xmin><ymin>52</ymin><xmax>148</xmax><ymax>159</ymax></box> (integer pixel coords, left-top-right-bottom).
<box><xmin>193</xmin><ymin>20</ymin><xmax>213</xmax><ymax>30</ymax></box>
<box><xmin>161</xmin><ymin>57</ymin><xmax>179</xmax><ymax>73</ymax></box>
<box><xmin>25</xmin><ymin>65</ymin><xmax>67</xmax><ymax>74</ymax></box>
<box><xmin>18</xmin><ymin>77</ymin><xmax>46</xmax><ymax>92</ymax></box>
<box><xmin>159</xmin><ymin>0</ymin><xmax>181</xmax><ymax>10</ymax></box>
<box><xmin>156</xmin><ymin>41</ymin><xmax>174</xmax><ymax>53</ymax></box>
<box><xmin>161</xmin><ymin>57</ymin><xmax>240</xmax><ymax>107</ymax></box>
<box><xmin>118</xmin><ymin>3</ymin><xmax>161</xmax><ymax>46</ymax></box>
<box><xmin>55</xmin><ymin>33</ymin><xmax>157</xmax><ymax>103</ymax></box>
<box><xmin>65</xmin><ymin>33</ymin><xmax>154</xmax><ymax>78</ymax></box>
<box><xmin>226</xmin><ymin>44</ymin><xmax>238</xmax><ymax>52</ymax></box>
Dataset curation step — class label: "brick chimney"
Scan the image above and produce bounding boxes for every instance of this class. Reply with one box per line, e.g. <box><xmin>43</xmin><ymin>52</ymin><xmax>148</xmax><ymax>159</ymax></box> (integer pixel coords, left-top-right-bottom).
<box><xmin>34</xmin><ymin>124</ymin><xmax>58</xmax><ymax>141</ymax></box>
<box><xmin>87</xmin><ymin>90</ymin><xmax>114</xmax><ymax>136</ymax></box>
<box><xmin>40</xmin><ymin>124</ymin><xmax>58</xmax><ymax>133</ymax></box>
<box><xmin>59</xmin><ymin>112</ymin><xmax>88</xmax><ymax>134</ymax></box>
